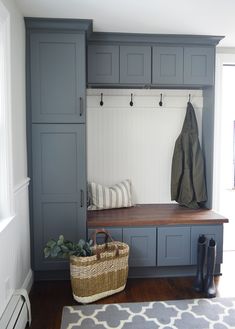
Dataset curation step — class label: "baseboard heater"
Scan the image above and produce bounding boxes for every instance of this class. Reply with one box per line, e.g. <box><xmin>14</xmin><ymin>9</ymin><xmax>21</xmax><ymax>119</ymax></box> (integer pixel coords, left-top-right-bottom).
<box><xmin>0</xmin><ymin>289</ymin><xmax>31</xmax><ymax>329</ymax></box>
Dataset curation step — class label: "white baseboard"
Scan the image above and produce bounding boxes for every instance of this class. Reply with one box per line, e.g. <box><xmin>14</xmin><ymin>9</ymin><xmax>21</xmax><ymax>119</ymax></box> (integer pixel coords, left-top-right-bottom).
<box><xmin>21</xmin><ymin>269</ymin><xmax>33</xmax><ymax>294</ymax></box>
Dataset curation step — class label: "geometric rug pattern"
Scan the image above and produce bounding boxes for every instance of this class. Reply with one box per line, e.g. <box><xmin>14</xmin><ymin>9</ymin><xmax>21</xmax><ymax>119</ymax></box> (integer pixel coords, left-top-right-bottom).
<box><xmin>60</xmin><ymin>297</ymin><xmax>235</xmax><ymax>329</ymax></box>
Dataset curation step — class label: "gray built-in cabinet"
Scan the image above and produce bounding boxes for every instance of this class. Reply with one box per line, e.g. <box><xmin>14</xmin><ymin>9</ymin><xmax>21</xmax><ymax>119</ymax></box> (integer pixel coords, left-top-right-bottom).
<box><xmin>88</xmin><ymin>224</ymin><xmax>223</xmax><ymax>275</ymax></box>
<box><xmin>32</xmin><ymin>124</ymin><xmax>86</xmax><ymax>270</ymax></box>
<box><xmin>88</xmin><ymin>43</ymin><xmax>216</xmax><ymax>86</ymax></box>
<box><xmin>30</xmin><ymin>33</ymin><xmax>86</xmax><ymax>123</ymax></box>
<box><xmin>26</xmin><ymin>22</ymin><xmax>90</xmax><ymax>273</ymax></box>
<box><xmin>26</xmin><ymin>18</ymin><xmax>224</xmax><ymax>278</ymax></box>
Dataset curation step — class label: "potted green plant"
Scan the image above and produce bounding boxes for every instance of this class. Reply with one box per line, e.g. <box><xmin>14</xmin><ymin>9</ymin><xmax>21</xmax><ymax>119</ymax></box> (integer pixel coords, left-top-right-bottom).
<box><xmin>44</xmin><ymin>235</ymin><xmax>93</xmax><ymax>259</ymax></box>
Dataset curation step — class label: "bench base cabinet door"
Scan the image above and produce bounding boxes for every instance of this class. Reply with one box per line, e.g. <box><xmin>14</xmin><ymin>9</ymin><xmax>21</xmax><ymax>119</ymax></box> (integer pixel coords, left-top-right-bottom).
<box><xmin>191</xmin><ymin>225</ymin><xmax>223</xmax><ymax>264</ymax></box>
<box><xmin>123</xmin><ymin>227</ymin><xmax>156</xmax><ymax>267</ymax></box>
<box><xmin>157</xmin><ymin>227</ymin><xmax>191</xmax><ymax>266</ymax></box>
<box><xmin>88</xmin><ymin>228</ymin><xmax>123</xmax><ymax>245</ymax></box>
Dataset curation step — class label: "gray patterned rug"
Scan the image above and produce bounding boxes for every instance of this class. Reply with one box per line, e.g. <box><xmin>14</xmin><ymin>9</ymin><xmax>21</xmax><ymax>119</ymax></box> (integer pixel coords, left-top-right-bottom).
<box><xmin>60</xmin><ymin>297</ymin><xmax>235</xmax><ymax>329</ymax></box>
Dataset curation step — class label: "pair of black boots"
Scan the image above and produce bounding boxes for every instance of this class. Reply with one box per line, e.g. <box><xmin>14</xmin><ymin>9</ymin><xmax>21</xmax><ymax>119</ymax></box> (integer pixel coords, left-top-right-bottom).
<box><xmin>193</xmin><ymin>235</ymin><xmax>216</xmax><ymax>298</ymax></box>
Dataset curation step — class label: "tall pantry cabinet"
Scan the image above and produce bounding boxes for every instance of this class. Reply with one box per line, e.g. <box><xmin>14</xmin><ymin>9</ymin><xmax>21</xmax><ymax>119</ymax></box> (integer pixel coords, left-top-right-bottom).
<box><xmin>26</xmin><ymin>19</ymin><xmax>92</xmax><ymax>276</ymax></box>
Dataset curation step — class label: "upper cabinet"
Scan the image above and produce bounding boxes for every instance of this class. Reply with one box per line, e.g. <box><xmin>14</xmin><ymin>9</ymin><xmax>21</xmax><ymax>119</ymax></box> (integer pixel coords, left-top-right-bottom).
<box><xmin>87</xmin><ymin>45</ymin><xmax>151</xmax><ymax>85</ymax></box>
<box><xmin>184</xmin><ymin>47</ymin><xmax>215</xmax><ymax>85</ymax></box>
<box><xmin>30</xmin><ymin>32</ymin><xmax>86</xmax><ymax>123</ymax></box>
<box><xmin>120</xmin><ymin>46</ymin><xmax>151</xmax><ymax>84</ymax></box>
<box><xmin>88</xmin><ymin>45</ymin><xmax>119</xmax><ymax>84</ymax></box>
<box><xmin>88</xmin><ymin>42</ymin><xmax>216</xmax><ymax>87</ymax></box>
<box><xmin>152</xmin><ymin>46</ymin><xmax>183</xmax><ymax>85</ymax></box>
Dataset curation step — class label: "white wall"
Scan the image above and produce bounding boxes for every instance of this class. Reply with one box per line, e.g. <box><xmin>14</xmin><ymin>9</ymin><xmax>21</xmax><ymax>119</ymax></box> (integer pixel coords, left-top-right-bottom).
<box><xmin>0</xmin><ymin>0</ymin><xmax>32</xmax><ymax>317</ymax></box>
<box><xmin>87</xmin><ymin>89</ymin><xmax>203</xmax><ymax>204</ymax></box>
<box><xmin>214</xmin><ymin>51</ymin><xmax>235</xmax><ymax>250</ymax></box>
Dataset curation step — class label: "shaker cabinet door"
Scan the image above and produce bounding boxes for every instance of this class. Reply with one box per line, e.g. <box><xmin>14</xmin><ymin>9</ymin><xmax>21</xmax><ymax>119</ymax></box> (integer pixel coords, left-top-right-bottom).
<box><xmin>152</xmin><ymin>46</ymin><xmax>183</xmax><ymax>85</ymax></box>
<box><xmin>88</xmin><ymin>45</ymin><xmax>119</xmax><ymax>84</ymax></box>
<box><xmin>157</xmin><ymin>227</ymin><xmax>191</xmax><ymax>266</ymax></box>
<box><xmin>184</xmin><ymin>47</ymin><xmax>215</xmax><ymax>85</ymax></box>
<box><xmin>191</xmin><ymin>225</ymin><xmax>223</xmax><ymax>265</ymax></box>
<box><xmin>123</xmin><ymin>227</ymin><xmax>156</xmax><ymax>267</ymax></box>
<box><xmin>30</xmin><ymin>32</ymin><xmax>86</xmax><ymax>123</ymax></box>
<box><xmin>32</xmin><ymin>124</ymin><xmax>86</xmax><ymax>271</ymax></box>
<box><xmin>120</xmin><ymin>46</ymin><xmax>151</xmax><ymax>84</ymax></box>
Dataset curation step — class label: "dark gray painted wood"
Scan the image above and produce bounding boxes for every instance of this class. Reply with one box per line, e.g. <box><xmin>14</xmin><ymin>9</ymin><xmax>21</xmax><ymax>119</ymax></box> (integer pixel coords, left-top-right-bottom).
<box><xmin>30</xmin><ymin>32</ymin><xmax>86</xmax><ymax>123</ymax></box>
<box><xmin>88</xmin><ymin>45</ymin><xmax>119</xmax><ymax>84</ymax></box>
<box><xmin>24</xmin><ymin>18</ymin><xmax>93</xmax><ymax>37</ymax></box>
<box><xmin>120</xmin><ymin>46</ymin><xmax>151</xmax><ymax>84</ymax></box>
<box><xmin>157</xmin><ymin>227</ymin><xmax>191</xmax><ymax>266</ymax></box>
<box><xmin>191</xmin><ymin>225</ymin><xmax>223</xmax><ymax>264</ymax></box>
<box><xmin>88</xmin><ymin>32</ymin><xmax>224</xmax><ymax>46</ymax></box>
<box><xmin>32</xmin><ymin>124</ymin><xmax>86</xmax><ymax>271</ymax></box>
<box><xmin>202</xmin><ymin>87</ymin><xmax>215</xmax><ymax>209</ymax></box>
<box><xmin>152</xmin><ymin>46</ymin><xmax>183</xmax><ymax>85</ymax></box>
<box><xmin>184</xmin><ymin>47</ymin><xmax>215</xmax><ymax>85</ymax></box>
<box><xmin>88</xmin><ymin>227</ymin><xmax>123</xmax><ymax>244</ymax></box>
<box><xmin>123</xmin><ymin>227</ymin><xmax>156</xmax><ymax>267</ymax></box>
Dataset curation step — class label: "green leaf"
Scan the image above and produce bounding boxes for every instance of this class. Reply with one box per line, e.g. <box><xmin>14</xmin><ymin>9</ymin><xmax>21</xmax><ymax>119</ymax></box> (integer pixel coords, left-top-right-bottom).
<box><xmin>46</xmin><ymin>240</ymin><xmax>57</xmax><ymax>248</ymax></box>
<box><xmin>57</xmin><ymin>235</ymin><xmax>64</xmax><ymax>246</ymax></box>
<box><xmin>61</xmin><ymin>245</ymin><xmax>69</xmax><ymax>252</ymax></box>
<box><xmin>51</xmin><ymin>245</ymin><xmax>61</xmax><ymax>257</ymax></box>
<box><xmin>78</xmin><ymin>239</ymin><xmax>85</xmax><ymax>248</ymax></box>
<box><xmin>44</xmin><ymin>247</ymin><xmax>50</xmax><ymax>258</ymax></box>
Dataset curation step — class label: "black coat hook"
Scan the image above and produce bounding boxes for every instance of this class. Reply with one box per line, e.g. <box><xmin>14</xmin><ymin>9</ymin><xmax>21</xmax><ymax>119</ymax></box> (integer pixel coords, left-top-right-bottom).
<box><xmin>159</xmin><ymin>93</ymin><xmax>163</xmax><ymax>107</ymax></box>
<box><xmin>129</xmin><ymin>93</ymin><xmax>133</xmax><ymax>107</ymax></box>
<box><xmin>100</xmin><ymin>93</ymin><xmax>104</xmax><ymax>106</ymax></box>
<box><xmin>188</xmin><ymin>94</ymin><xmax>191</xmax><ymax>103</ymax></box>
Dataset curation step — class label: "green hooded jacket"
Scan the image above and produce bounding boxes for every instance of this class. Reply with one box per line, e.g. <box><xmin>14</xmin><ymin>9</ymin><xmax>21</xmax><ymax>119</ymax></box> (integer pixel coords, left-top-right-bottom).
<box><xmin>171</xmin><ymin>102</ymin><xmax>207</xmax><ymax>209</ymax></box>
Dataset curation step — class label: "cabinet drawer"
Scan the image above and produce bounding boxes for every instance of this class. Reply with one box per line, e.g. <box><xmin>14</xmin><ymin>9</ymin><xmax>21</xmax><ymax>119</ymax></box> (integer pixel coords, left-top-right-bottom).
<box><xmin>191</xmin><ymin>225</ymin><xmax>223</xmax><ymax>264</ymax></box>
<box><xmin>123</xmin><ymin>227</ymin><xmax>156</xmax><ymax>267</ymax></box>
<box><xmin>157</xmin><ymin>227</ymin><xmax>191</xmax><ymax>266</ymax></box>
<box><xmin>88</xmin><ymin>45</ymin><xmax>119</xmax><ymax>84</ymax></box>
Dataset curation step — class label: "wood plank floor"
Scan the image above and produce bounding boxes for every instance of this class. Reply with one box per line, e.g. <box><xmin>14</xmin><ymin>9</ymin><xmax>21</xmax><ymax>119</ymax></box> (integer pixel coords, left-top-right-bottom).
<box><xmin>29</xmin><ymin>251</ymin><xmax>235</xmax><ymax>329</ymax></box>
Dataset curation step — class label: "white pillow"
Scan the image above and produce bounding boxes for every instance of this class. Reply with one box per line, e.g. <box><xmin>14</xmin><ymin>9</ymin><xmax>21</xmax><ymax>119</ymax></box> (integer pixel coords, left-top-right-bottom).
<box><xmin>88</xmin><ymin>179</ymin><xmax>133</xmax><ymax>210</ymax></box>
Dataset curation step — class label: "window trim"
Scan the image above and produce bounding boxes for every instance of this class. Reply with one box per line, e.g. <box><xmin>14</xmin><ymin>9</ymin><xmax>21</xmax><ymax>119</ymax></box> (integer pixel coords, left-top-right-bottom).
<box><xmin>0</xmin><ymin>2</ymin><xmax>14</xmax><ymax>230</ymax></box>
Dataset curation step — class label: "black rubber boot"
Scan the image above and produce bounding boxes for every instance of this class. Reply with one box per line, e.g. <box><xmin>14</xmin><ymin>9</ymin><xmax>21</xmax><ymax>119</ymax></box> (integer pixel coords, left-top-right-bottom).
<box><xmin>193</xmin><ymin>234</ymin><xmax>207</xmax><ymax>292</ymax></box>
<box><xmin>204</xmin><ymin>238</ymin><xmax>217</xmax><ymax>298</ymax></box>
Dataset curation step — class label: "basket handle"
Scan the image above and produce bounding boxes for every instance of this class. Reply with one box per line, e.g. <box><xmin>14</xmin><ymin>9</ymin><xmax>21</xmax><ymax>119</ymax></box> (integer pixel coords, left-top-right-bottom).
<box><xmin>92</xmin><ymin>229</ymin><xmax>119</xmax><ymax>259</ymax></box>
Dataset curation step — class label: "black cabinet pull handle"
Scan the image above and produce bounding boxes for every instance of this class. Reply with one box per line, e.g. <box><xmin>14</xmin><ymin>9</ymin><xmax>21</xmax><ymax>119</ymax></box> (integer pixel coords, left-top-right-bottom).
<box><xmin>80</xmin><ymin>189</ymin><xmax>84</xmax><ymax>207</ymax></box>
<box><xmin>79</xmin><ymin>97</ymin><xmax>83</xmax><ymax>116</ymax></box>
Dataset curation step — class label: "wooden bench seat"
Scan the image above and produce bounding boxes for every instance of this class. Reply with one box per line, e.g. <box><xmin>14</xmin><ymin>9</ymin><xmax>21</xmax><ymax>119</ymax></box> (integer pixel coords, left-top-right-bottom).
<box><xmin>87</xmin><ymin>203</ymin><xmax>228</xmax><ymax>227</ymax></box>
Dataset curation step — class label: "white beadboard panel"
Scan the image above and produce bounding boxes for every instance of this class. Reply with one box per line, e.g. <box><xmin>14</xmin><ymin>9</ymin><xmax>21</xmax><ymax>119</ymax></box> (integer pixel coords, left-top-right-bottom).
<box><xmin>87</xmin><ymin>89</ymin><xmax>203</xmax><ymax>204</ymax></box>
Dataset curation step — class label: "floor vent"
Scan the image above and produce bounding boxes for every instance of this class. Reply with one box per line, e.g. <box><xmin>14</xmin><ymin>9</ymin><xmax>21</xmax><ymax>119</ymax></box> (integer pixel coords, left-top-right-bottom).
<box><xmin>0</xmin><ymin>289</ymin><xmax>31</xmax><ymax>329</ymax></box>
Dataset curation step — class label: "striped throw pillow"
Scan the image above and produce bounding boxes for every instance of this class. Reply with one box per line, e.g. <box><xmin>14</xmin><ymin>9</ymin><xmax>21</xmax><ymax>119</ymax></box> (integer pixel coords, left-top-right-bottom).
<box><xmin>88</xmin><ymin>179</ymin><xmax>133</xmax><ymax>210</ymax></box>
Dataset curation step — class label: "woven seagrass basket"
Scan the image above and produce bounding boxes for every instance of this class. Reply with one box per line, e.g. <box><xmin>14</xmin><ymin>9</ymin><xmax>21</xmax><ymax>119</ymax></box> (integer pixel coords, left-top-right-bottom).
<box><xmin>70</xmin><ymin>229</ymin><xmax>129</xmax><ymax>304</ymax></box>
